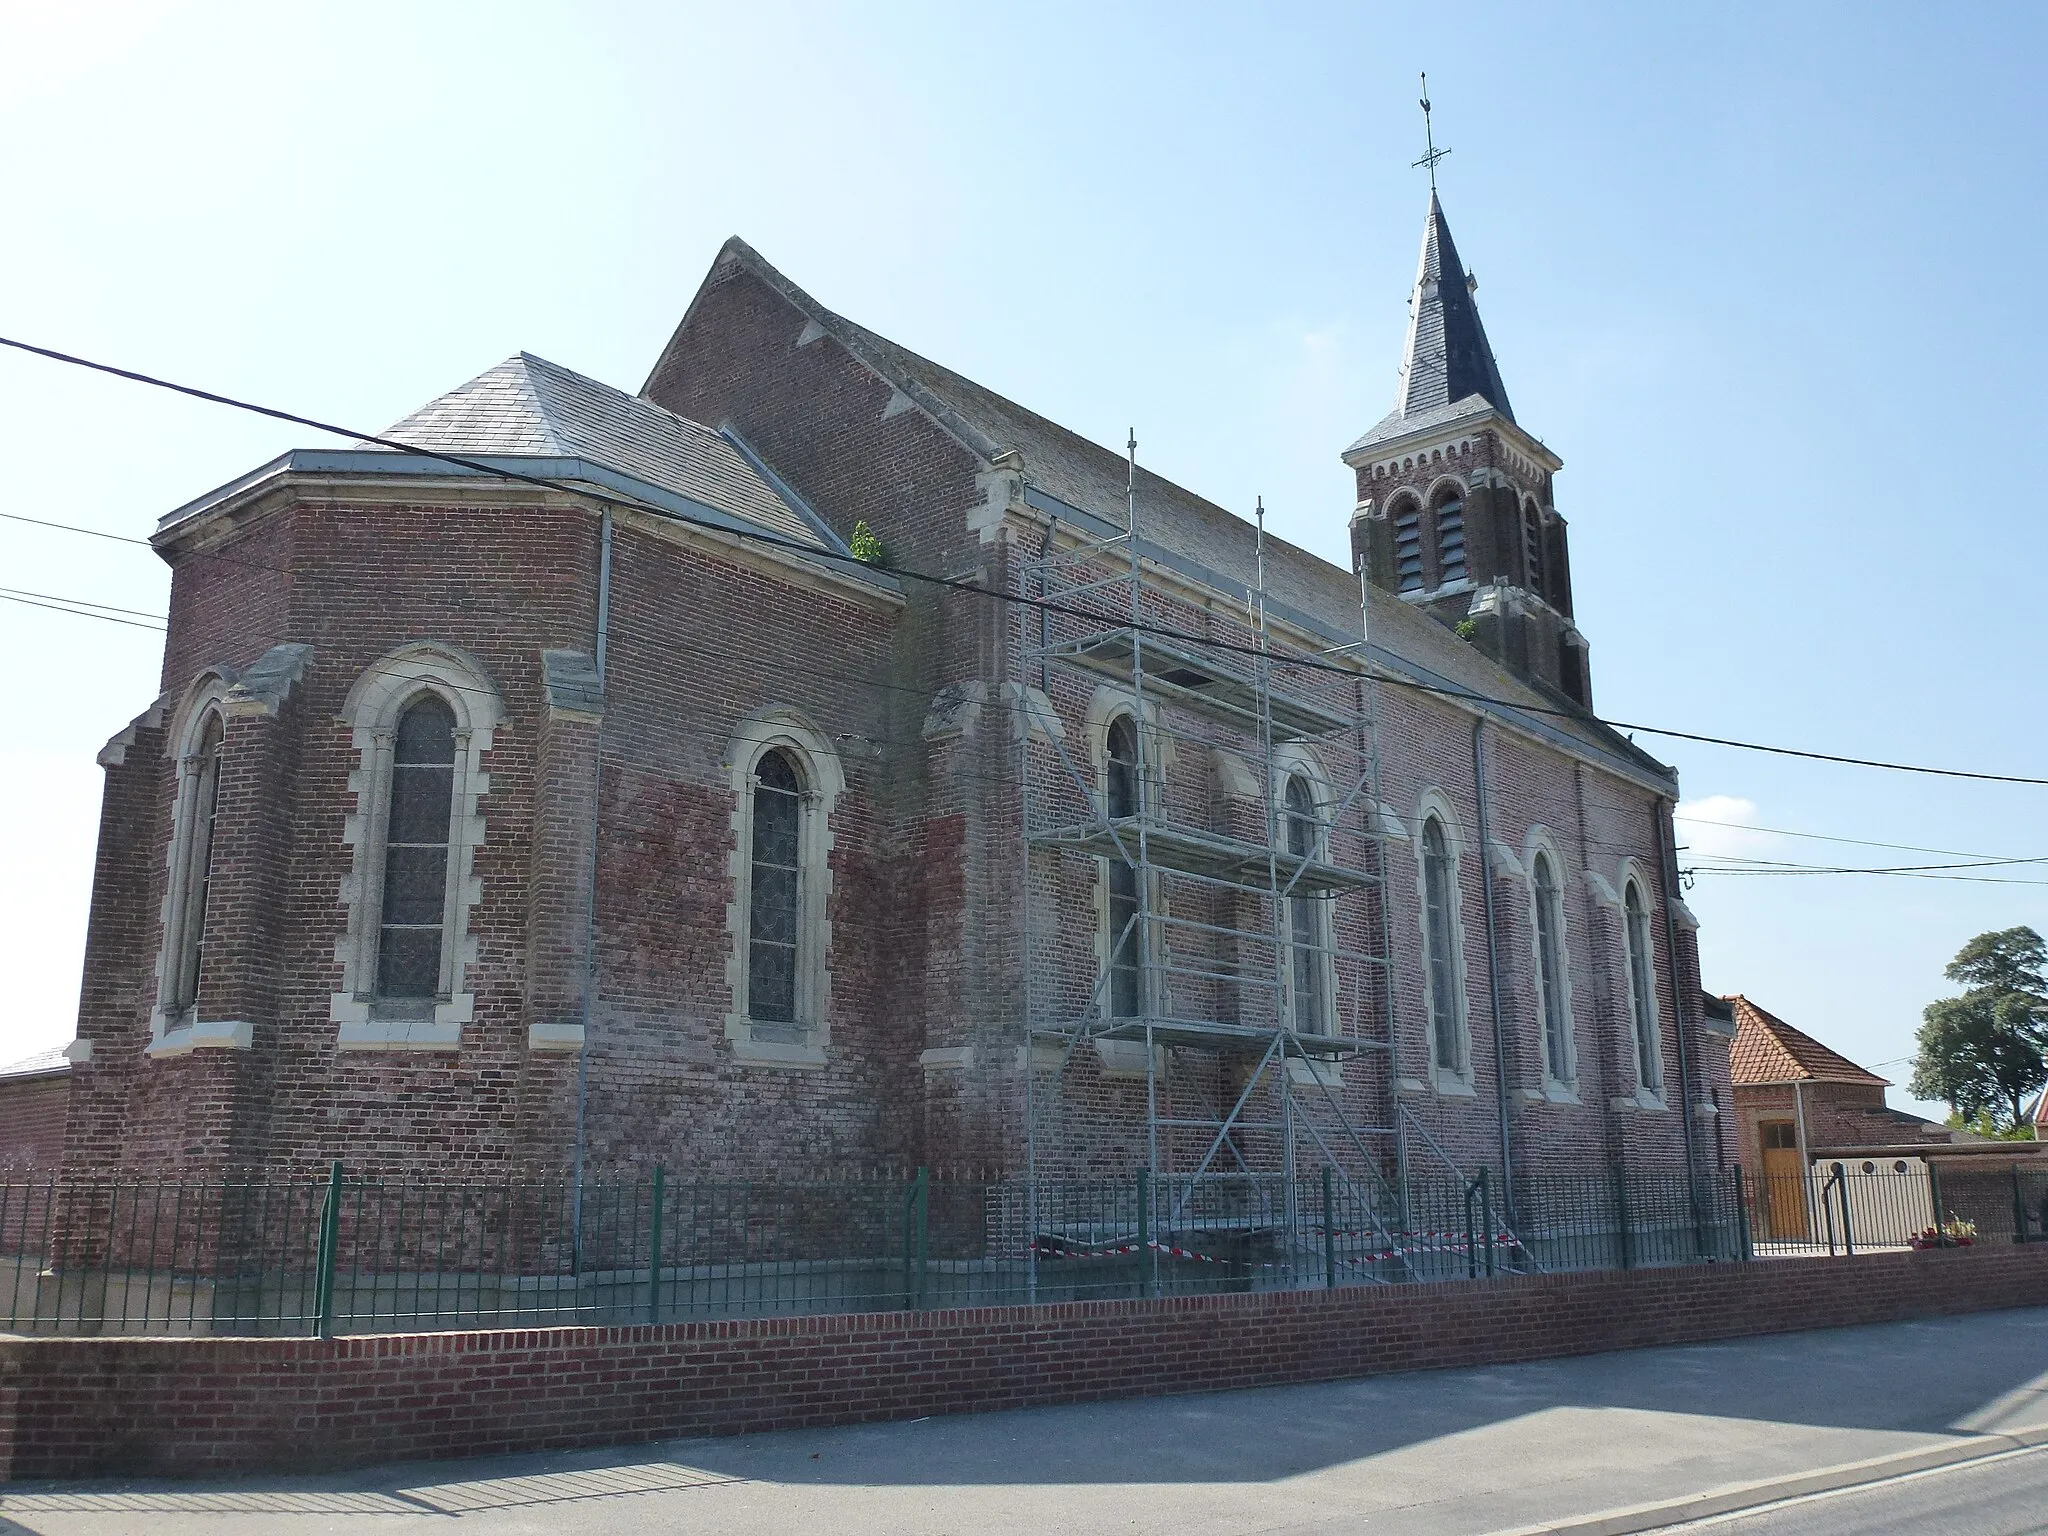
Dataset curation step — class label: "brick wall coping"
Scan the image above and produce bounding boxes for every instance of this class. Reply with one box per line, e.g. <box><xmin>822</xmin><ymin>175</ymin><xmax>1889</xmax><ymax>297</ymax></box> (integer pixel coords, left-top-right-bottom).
<box><xmin>6</xmin><ymin>1247</ymin><xmax>2046</xmax><ymax>1482</ymax></box>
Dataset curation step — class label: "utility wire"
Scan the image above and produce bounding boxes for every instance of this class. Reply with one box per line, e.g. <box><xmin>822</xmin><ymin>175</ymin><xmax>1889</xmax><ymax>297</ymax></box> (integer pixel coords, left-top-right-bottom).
<box><xmin>3</xmin><ymin>332</ymin><xmax>2046</xmax><ymax>787</ymax></box>
<box><xmin>0</xmin><ymin>589</ymin><xmax>167</xmax><ymax>631</ymax></box>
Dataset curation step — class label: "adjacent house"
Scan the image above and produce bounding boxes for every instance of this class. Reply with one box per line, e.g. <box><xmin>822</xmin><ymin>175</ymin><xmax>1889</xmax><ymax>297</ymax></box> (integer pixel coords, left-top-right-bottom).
<box><xmin>0</xmin><ymin>1047</ymin><xmax>72</xmax><ymax>1169</ymax></box>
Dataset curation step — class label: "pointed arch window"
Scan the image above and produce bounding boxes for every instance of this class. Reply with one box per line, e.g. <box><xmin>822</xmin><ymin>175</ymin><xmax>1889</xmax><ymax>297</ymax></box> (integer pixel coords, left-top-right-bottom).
<box><xmin>1104</xmin><ymin>714</ymin><xmax>1144</xmax><ymax>1019</ymax></box>
<box><xmin>1433</xmin><ymin>491</ymin><xmax>1467</xmax><ymax>584</ymax></box>
<box><xmin>1522</xmin><ymin>500</ymin><xmax>1546</xmax><ymax>599</ymax></box>
<box><xmin>1420</xmin><ymin>813</ymin><xmax>1465</xmax><ymax>1075</ymax></box>
<box><xmin>166</xmin><ymin>710</ymin><xmax>226</xmax><ymax>1017</ymax></box>
<box><xmin>376</xmin><ymin>694</ymin><xmax>459</xmax><ymax>1000</ymax></box>
<box><xmin>1392</xmin><ymin>500</ymin><xmax>1424</xmax><ymax>593</ymax></box>
<box><xmin>1623</xmin><ymin>879</ymin><xmax>1664</xmax><ymax>1097</ymax></box>
<box><xmin>1531</xmin><ymin>850</ymin><xmax>1572</xmax><ymax>1084</ymax></box>
<box><xmin>1284</xmin><ymin>774</ymin><xmax>1331</xmax><ymax>1034</ymax></box>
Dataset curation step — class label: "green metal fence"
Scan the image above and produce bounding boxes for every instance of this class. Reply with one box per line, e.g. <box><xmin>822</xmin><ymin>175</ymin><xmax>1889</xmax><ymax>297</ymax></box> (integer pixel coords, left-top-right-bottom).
<box><xmin>1739</xmin><ymin>1160</ymin><xmax>2048</xmax><ymax>1258</ymax></box>
<box><xmin>0</xmin><ymin>1159</ymin><xmax>1841</xmax><ymax>1339</ymax></box>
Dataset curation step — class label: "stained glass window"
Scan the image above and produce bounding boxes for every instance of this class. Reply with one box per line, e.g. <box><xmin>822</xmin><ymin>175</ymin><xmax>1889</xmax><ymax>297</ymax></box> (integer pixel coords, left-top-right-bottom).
<box><xmin>377</xmin><ymin>694</ymin><xmax>456</xmax><ymax>999</ymax></box>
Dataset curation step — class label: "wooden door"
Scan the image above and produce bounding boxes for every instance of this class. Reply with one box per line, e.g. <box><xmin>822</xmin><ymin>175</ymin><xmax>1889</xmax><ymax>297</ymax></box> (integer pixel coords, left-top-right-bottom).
<box><xmin>1759</xmin><ymin>1122</ymin><xmax>1809</xmax><ymax>1239</ymax></box>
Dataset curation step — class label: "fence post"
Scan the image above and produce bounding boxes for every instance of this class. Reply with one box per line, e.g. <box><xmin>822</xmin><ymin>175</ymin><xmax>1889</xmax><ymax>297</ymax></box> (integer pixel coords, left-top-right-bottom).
<box><xmin>1136</xmin><ymin>1168</ymin><xmax>1152</xmax><ymax>1299</ymax></box>
<box><xmin>1613</xmin><ymin>1162</ymin><xmax>1633</xmax><ymax>1271</ymax></box>
<box><xmin>1480</xmin><ymin>1169</ymin><xmax>1495</xmax><ymax>1278</ymax></box>
<box><xmin>646</xmin><ymin>1165</ymin><xmax>665</xmax><ymax>1326</ymax></box>
<box><xmin>2013</xmin><ymin>1167</ymin><xmax>2028</xmax><ymax>1245</ymax></box>
<box><xmin>1837</xmin><ymin>1169</ymin><xmax>1855</xmax><ymax>1257</ymax></box>
<box><xmin>1464</xmin><ymin>1177</ymin><xmax>1479</xmax><ymax>1280</ymax></box>
<box><xmin>1928</xmin><ymin>1160</ymin><xmax>1945</xmax><ymax>1234</ymax></box>
<box><xmin>1733</xmin><ymin>1166</ymin><xmax>1753</xmax><ymax>1261</ymax></box>
<box><xmin>1322</xmin><ymin>1166</ymin><xmax>1336</xmax><ymax>1289</ymax></box>
<box><xmin>313</xmin><ymin>1160</ymin><xmax>342</xmax><ymax>1340</ymax></box>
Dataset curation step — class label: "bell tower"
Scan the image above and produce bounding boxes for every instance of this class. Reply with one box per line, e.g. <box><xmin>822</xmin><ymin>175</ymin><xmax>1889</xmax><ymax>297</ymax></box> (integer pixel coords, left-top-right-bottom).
<box><xmin>1345</xmin><ymin>99</ymin><xmax>1591</xmax><ymax>707</ymax></box>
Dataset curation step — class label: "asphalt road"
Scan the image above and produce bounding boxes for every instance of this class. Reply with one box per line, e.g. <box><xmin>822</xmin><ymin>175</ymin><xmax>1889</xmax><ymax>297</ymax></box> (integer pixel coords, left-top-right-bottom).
<box><xmin>6</xmin><ymin>1308</ymin><xmax>2048</xmax><ymax>1535</ymax></box>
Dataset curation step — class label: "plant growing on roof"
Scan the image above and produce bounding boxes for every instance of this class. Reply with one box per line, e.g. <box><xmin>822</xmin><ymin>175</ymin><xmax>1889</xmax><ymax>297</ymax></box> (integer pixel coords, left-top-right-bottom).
<box><xmin>849</xmin><ymin>520</ymin><xmax>884</xmax><ymax>564</ymax></box>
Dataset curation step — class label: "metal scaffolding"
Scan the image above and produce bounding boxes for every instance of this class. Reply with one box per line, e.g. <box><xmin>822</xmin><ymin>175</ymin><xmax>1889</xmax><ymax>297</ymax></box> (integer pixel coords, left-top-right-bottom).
<box><xmin>1019</xmin><ymin>438</ymin><xmax>1414</xmax><ymax>1280</ymax></box>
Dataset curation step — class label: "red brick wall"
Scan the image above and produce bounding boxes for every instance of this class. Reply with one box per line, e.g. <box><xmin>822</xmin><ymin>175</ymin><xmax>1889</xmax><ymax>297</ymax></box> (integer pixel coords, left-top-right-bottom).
<box><xmin>0</xmin><ymin>1075</ymin><xmax>68</xmax><ymax>1169</ymax></box>
<box><xmin>5</xmin><ymin>1246</ymin><xmax>2044</xmax><ymax>1482</ymax></box>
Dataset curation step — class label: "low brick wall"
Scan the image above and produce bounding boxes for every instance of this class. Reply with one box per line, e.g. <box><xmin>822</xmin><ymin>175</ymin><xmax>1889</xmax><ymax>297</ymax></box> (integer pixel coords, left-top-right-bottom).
<box><xmin>5</xmin><ymin>1247</ymin><xmax>2046</xmax><ymax>1482</ymax></box>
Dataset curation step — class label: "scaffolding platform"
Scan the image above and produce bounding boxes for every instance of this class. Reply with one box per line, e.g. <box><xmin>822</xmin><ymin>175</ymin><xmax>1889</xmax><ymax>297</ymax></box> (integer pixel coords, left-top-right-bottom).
<box><xmin>1035</xmin><ymin>1017</ymin><xmax>1373</xmax><ymax>1060</ymax></box>
<box><xmin>1027</xmin><ymin>815</ymin><xmax>1380</xmax><ymax>893</ymax></box>
<box><xmin>1044</xmin><ymin>629</ymin><xmax>1351</xmax><ymax>741</ymax></box>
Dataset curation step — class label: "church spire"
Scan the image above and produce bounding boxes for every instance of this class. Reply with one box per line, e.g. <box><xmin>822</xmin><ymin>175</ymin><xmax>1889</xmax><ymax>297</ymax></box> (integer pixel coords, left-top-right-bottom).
<box><xmin>1395</xmin><ymin>192</ymin><xmax>1514</xmax><ymax>425</ymax></box>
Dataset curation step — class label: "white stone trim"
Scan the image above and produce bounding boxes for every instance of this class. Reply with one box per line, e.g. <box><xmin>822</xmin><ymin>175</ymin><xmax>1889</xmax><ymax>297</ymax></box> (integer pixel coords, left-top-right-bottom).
<box><xmin>1521</xmin><ymin>826</ymin><xmax>1580</xmax><ymax>1098</ymax></box>
<box><xmin>1086</xmin><ymin>693</ymin><xmax>1171</xmax><ymax>1022</ymax></box>
<box><xmin>61</xmin><ymin>1039</ymin><xmax>93</xmax><ymax>1064</ymax></box>
<box><xmin>527</xmin><ymin>1021</ymin><xmax>586</xmax><ymax>1052</ymax></box>
<box><xmin>1617</xmin><ymin>865</ymin><xmax>1666</xmax><ymax>1104</ymax></box>
<box><xmin>330</xmin><ymin>642</ymin><xmax>506</xmax><ymax>1051</ymax></box>
<box><xmin>1413</xmin><ymin>788</ymin><xmax>1474</xmax><ymax>1094</ymax></box>
<box><xmin>919</xmin><ymin>1046</ymin><xmax>976</xmax><ymax>1072</ymax></box>
<box><xmin>723</xmin><ymin>707</ymin><xmax>844</xmax><ymax>1068</ymax></box>
<box><xmin>149</xmin><ymin>670</ymin><xmax>237</xmax><ymax>1054</ymax></box>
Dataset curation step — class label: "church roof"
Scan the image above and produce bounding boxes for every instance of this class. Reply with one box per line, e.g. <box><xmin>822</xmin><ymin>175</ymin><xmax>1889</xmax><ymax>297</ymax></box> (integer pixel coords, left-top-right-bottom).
<box><xmin>662</xmin><ymin>238</ymin><xmax>1677</xmax><ymax>792</ymax></box>
<box><xmin>378</xmin><ymin>352</ymin><xmax>838</xmax><ymax>552</ymax></box>
<box><xmin>1347</xmin><ymin>194</ymin><xmax>1516</xmax><ymax>455</ymax></box>
<box><xmin>0</xmin><ymin>1046</ymin><xmax>69</xmax><ymax>1082</ymax></box>
<box><xmin>1726</xmin><ymin>995</ymin><xmax>1890</xmax><ymax>1087</ymax></box>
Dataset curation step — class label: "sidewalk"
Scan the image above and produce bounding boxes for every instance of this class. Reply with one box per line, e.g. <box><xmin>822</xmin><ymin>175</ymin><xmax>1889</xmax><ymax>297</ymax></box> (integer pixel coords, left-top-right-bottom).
<box><xmin>6</xmin><ymin>1307</ymin><xmax>2048</xmax><ymax>1535</ymax></box>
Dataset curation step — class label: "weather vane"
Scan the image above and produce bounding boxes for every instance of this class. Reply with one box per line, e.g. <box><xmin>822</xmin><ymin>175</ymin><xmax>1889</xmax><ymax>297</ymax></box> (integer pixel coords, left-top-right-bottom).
<box><xmin>1414</xmin><ymin>72</ymin><xmax>1450</xmax><ymax>193</ymax></box>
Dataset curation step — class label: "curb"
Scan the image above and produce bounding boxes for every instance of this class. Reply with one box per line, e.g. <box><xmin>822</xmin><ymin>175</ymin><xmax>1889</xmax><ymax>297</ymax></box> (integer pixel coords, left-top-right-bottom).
<box><xmin>1485</xmin><ymin>1427</ymin><xmax>2048</xmax><ymax>1535</ymax></box>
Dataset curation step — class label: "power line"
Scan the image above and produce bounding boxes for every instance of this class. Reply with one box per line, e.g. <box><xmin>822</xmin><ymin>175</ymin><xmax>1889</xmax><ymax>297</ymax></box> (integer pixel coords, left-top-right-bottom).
<box><xmin>0</xmin><ymin>589</ymin><xmax>166</xmax><ymax>631</ymax></box>
<box><xmin>1673</xmin><ymin>813</ymin><xmax>2040</xmax><ymax>864</ymax></box>
<box><xmin>3</xmin><ymin>331</ymin><xmax>2046</xmax><ymax>787</ymax></box>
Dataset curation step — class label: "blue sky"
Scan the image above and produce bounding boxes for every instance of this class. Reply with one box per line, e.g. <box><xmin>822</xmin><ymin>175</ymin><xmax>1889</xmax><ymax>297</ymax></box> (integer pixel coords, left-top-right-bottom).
<box><xmin>2</xmin><ymin>1</ymin><xmax>2042</xmax><ymax>1118</ymax></box>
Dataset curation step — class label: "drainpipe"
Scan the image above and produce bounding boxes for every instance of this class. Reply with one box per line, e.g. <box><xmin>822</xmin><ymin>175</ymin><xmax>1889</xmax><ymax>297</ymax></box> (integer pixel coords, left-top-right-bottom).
<box><xmin>570</xmin><ymin>507</ymin><xmax>614</xmax><ymax>1264</ymax></box>
<box><xmin>1656</xmin><ymin>797</ymin><xmax>1704</xmax><ymax>1218</ymax></box>
<box><xmin>1471</xmin><ymin>715</ymin><xmax>1515</xmax><ymax>1222</ymax></box>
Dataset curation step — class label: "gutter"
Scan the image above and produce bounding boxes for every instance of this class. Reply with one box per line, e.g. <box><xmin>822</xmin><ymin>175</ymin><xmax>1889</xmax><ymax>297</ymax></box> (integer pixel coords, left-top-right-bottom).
<box><xmin>1658</xmin><ymin>799</ymin><xmax>1706</xmax><ymax>1203</ymax></box>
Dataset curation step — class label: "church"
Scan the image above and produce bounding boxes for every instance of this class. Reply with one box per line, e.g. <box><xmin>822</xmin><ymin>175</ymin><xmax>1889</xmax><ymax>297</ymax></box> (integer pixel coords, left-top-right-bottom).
<box><xmin>58</xmin><ymin>193</ymin><xmax>1734</xmax><ymax>1210</ymax></box>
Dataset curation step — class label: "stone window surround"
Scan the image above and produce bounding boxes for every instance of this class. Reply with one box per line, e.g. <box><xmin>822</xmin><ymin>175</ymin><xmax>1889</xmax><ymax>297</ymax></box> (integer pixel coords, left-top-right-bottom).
<box><xmin>1084</xmin><ymin>686</ymin><xmax>1174</xmax><ymax>1029</ymax></box>
<box><xmin>1518</xmin><ymin>826</ymin><xmax>1580</xmax><ymax>1103</ymax></box>
<box><xmin>1413</xmin><ymin>788</ymin><xmax>1475</xmax><ymax>1097</ymax></box>
<box><xmin>331</xmin><ymin>643</ymin><xmax>505</xmax><ymax>1052</ymax></box>
<box><xmin>1273</xmin><ymin>742</ymin><xmax>1339</xmax><ymax>1039</ymax></box>
<box><xmin>147</xmin><ymin>671</ymin><xmax>244</xmax><ymax>1059</ymax></box>
<box><xmin>723</xmin><ymin>707</ymin><xmax>844</xmax><ymax>1070</ymax></box>
<box><xmin>1591</xmin><ymin>861</ymin><xmax>1667</xmax><ymax>1110</ymax></box>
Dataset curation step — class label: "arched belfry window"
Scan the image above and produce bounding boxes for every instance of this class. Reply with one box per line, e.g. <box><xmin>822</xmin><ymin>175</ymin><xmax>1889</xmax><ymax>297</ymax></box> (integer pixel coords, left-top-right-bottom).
<box><xmin>746</xmin><ymin>748</ymin><xmax>804</xmax><ymax>1026</ymax></box>
<box><xmin>1530</xmin><ymin>848</ymin><xmax>1572</xmax><ymax>1085</ymax></box>
<box><xmin>1104</xmin><ymin>714</ymin><xmax>1144</xmax><ymax>1018</ymax></box>
<box><xmin>1284</xmin><ymin>774</ymin><xmax>1331</xmax><ymax>1034</ymax></box>
<box><xmin>722</xmin><ymin>709</ymin><xmax>845</xmax><ymax>1066</ymax></box>
<box><xmin>1391</xmin><ymin>499</ymin><xmax>1424</xmax><ymax>593</ymax></box>
<box><xmin>1623</xmin><ymin>878</ymin><xmax>1664</xmax><ymax>1097</ymax></box>
<box><xmin>376</xmin><ymin>694</ymin><xmax>459</xmax><ymax>1000</ymax></box>
<box><xmin>1417</xmin><ymin>805</ymin><xmax>1468</xmax><ymax>1081</ymax></box>
<box><xmin>167</xmin><ymin>710</ymin><xmax>225</xmax><ymax>1017</ymax></box>
<box><xmin>1522</xmin><ymin>500</ymin><xmax>1546</xmax><ymax>599</ymax></box>
<box><xmin>1433</xmin><ymin>489</ymin><xmax>1467</xmax><ymax>585</ymax></box>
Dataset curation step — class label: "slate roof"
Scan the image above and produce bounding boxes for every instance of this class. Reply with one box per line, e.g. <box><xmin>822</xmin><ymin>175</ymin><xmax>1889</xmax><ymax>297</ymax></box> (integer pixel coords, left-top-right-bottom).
<box><xmin>0</xmin><ymin>1046</ymin><xmax>69</xmax><ymax>1082</ymax></box>
<box><xmin>690</xmin><ymin>239</ymin><xmax>1673</xmax><ymax>789</ymax></box>
<box><xmin>1347</xmin><ymin>193</ymin><xmax>1516</xmax><ymax>455</ymax></box>
<box><xmin>1726</xmin><ymin>995</ymin><xmax>1890</xmax><ymax>1087</ymax></box>
<box><xmin>378</xmin><ymin>352</ymin><xmax>834</xmax><ymax>551</ymax></box>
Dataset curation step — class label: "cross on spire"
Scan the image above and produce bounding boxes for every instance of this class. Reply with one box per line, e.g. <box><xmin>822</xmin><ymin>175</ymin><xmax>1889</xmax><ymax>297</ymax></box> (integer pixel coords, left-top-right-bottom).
<box><xmin>1413</xmin><ymin>72</ymin><xmax>1450</xmax><ymax>192</ymax></box>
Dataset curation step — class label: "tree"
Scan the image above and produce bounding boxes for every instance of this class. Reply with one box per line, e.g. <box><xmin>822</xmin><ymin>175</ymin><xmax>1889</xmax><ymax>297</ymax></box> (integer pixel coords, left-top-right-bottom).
<box><xmin>1911</xmin><ymin>927</ymin><xmax>2048</xmax><ymax>1131</ymax></box>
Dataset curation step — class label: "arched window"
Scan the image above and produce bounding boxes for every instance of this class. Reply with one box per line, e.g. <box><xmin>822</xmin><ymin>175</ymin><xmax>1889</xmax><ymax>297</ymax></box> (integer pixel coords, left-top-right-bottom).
<box><xmin>746</xmin><ymin>748</ymin><xmax>805</xmax><ymax>1025</ymax></box>
<box><xmin>1105</xmin><ymin>715</ymin><xmax>1144</xmax><ymax>1018</ymax></box>
<box><xmin>1623</xmin><ymin>879</ymin><xmax>1664</xmax><ymax>1096</ymax></box>
<box><xmin>1284</xmin><ymin>774</ymin><xmax>1330</xmax><ymax>1034</ymax></box>
<box><xmin>166</xmin><ymin>710</ymin><xmax>225</xmax><ymax>1016</ymax></box>
<box><xmin>1522</xmin><ymin>500</ymin><xmax>1546</xmax><ymax>599</ymax></box>
<box><xmin>1433</xmin><ymin>490</ymin><xmax>1467</xmax><ymax>584</ymax></box>
<box><xmin>1421</xmin><ymin>813</ymin><xmax>1463</xmax><ymax>1074</ymax></box>
<box><xmin>1391</xmin><ymin>499</ymin><xmax>1423</xmax><ymax>593</ymax></box>
<box><xmin>376</xmin><ymin>694</ymin><xmax>458</xmax><ymax>1000</ymax></box>
<box><xmin>1531</xmin><ymin>850</ymin><xmax>1571</xmax><ymax>1084</ymax></box>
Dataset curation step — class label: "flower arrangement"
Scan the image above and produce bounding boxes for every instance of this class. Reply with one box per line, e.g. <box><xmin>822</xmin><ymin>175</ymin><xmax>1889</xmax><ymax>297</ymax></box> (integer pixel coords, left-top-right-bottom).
<box><xmin>1908</xmin><ymin>1216</ymin><xmax>1977</xmax><ymax>1250</ymax></box>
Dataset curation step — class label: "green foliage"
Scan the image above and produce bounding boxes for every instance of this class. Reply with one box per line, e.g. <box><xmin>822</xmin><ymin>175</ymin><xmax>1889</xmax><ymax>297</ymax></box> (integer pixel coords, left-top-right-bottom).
<box><xmin>849</xmin><ymin>520</ymin><xmax>884</xmax><ymax>564</ymax></box>
<box><xmin>1454</xmin><ymin>618</ymin><xmax>1478</xmax><ymax>642</ymax></box>
<box><xmin>1912</xmin><ymin>926</ymin><xmax>2048</xmax><ymax>1131</ymax></box>
<box><xmin>1945</xmin><ymin>1109</ymin><xmax>2039</xmax><ymax>1142</ymax></box>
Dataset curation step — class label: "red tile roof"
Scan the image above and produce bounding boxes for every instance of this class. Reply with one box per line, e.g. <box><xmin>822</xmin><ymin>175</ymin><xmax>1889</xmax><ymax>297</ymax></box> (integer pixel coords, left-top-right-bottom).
<box><xmin>1725</xmin><ymin>995</ymin><xmax>1890</xmax><ymax>1087</ymax></box>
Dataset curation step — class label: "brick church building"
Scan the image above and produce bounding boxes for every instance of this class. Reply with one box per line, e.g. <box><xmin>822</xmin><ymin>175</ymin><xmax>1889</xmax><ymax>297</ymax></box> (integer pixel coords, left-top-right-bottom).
<box><xmin>58</xmin><ymin>195</ymin><xmax>1732</xmax><ymax>1200</ymax></box>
